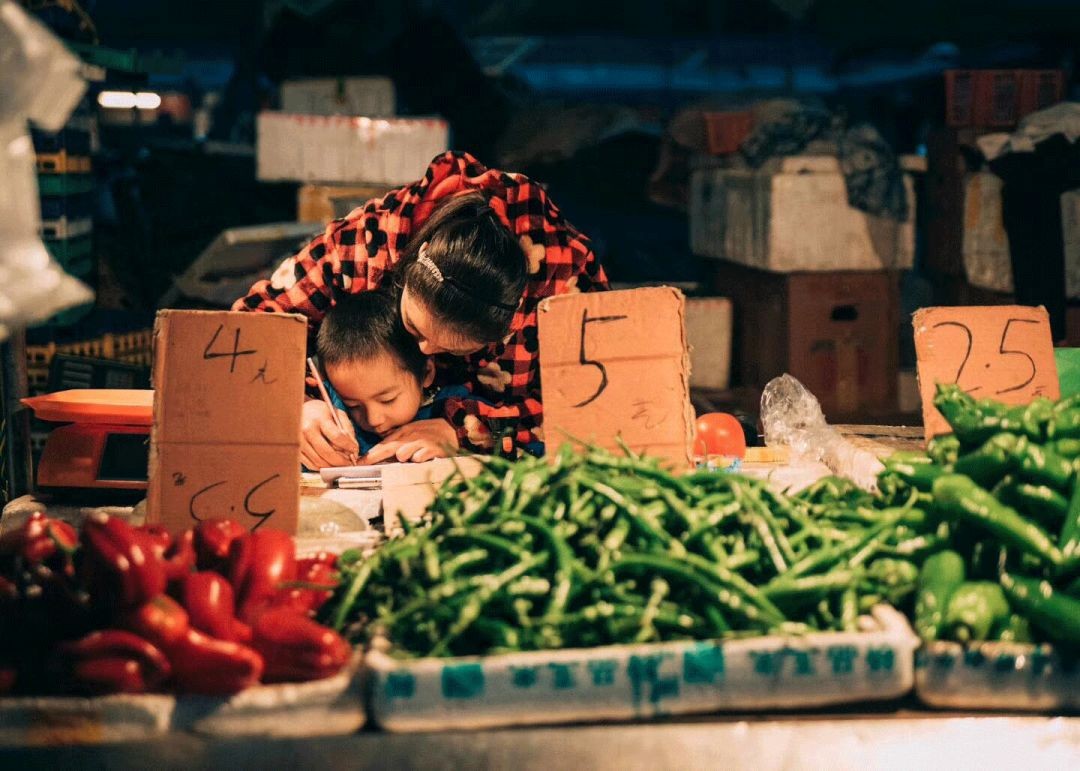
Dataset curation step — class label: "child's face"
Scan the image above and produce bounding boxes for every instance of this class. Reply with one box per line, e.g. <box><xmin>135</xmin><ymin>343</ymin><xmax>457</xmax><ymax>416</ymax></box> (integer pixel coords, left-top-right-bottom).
<box><xmin>324</xmin><ymin>353</ymin><xmax>432</xmax><ymax>437</ymax></box>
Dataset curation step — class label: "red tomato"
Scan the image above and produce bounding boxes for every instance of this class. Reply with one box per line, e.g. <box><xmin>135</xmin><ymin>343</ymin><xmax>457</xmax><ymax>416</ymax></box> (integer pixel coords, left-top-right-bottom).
<box><xmin>694</xmin><ymin>412</ymin><xmax>747</xmax><ymax>458</ymax></box>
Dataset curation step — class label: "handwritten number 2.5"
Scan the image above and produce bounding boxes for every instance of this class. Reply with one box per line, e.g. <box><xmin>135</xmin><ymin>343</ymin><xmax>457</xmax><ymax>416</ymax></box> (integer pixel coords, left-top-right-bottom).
<box><xmin>203</xmin><ymin>324</ymin><xmax>257</xmax><ymax>373</ymax></box>
<box><xmin>995</xmin><ymin>318</ymin><xmax>1038</xmax><ymax>395</ymax></box>
<box><xmin>572</xmin><ymin>309</ymin><xmax>628</xmax><ymax>408</ymax></box>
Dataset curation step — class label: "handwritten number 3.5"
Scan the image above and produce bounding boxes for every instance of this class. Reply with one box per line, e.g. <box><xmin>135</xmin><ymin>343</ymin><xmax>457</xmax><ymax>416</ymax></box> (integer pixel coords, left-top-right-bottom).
<box><xmin>189</xmin><ymin>474</ymin><xmax>280</xmax><ymax>530</ymax></box>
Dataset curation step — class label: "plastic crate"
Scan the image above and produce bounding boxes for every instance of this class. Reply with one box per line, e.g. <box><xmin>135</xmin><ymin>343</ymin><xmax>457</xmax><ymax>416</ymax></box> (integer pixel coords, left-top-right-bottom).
<box><xmin>44</xmin><ymin>234</ymin><xmax>93</xmax><ymax>268</ymax></box>
<box><xmin>36</xmin><ymin>150</ymin><xmax>92</xmax><ymax>174</ymax></box>
<box><xmin>31</xmin><ymin>124</ymin><xmax>93</xmax><ymax>156</ymax></box>
<box><xmin>26</xmin><ymin>328</ymin><xmax>155</xmax><ymax>393</ymax></box>
<box><xmin>40</xmin><ymin>215</ymin><xmax>93</xmax><ymax>240</ymax></box>
<box><xmin>40</xmin><ymin>192</ymin><xmax>94</xmax><ymax>221</ymax></box>
<box><xmin>945</xmin><ymin>69</ymin><xmax>1064</xmax><ymax>129</ymax></box>
<box><xmin>37</xmin><ymin>173</ymin><xmax>94</xmax><ymax>196</ymax></box>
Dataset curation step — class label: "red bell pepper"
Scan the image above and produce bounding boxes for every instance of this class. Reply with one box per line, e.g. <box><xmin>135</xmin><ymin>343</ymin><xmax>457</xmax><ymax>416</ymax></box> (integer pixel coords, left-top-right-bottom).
<box><xmin>0</xmin><ymin>512</ymin><xmax>77</xmax><ymax>565</ymax></box>
<box><xmin>119</xmin><ymin>594</ymin><xmax>191</xmax><ymax>650</ymax></box>
<box><xmin>80</xmin><ymin>514</ymin><xmax>167</xmax><ymax>609</ymax></box>
<box><xmin>229</xmin><ymin>530</ymin><xmax>297</xmax><ymax>622</ymax></box>
<box><xmin>276</xmin><ymin>559</ymin><xmax>339</xmax><ymax>616</ymax></box>
<box><xmin>167</xmin><ymin>629</ymin><xmax>263</xmax><ymax>695</ymax></box>
<box><xmin>250</xmin><ymin>608</ymin><xmax>350</xmax><ymax>683</ymax></box>
<box><xmin>0</xmin><ymin>666</ymin><xmax>15</xmax><ymax>695</ymax></box>
<box><xmin>194</xmin><ymin>518</ymin><xmax>247</xmax><ymax>573</ymax></box>
<box><xmin>136</xmin><ymin>525</ymin><xmax>196</xmax><ymax>583</ymax></box>
<box><xmin>179</xmin><ymin>571</ymin><xmax>252</xmax><ymax>644</ymax></box>
<box><xmin>55</xmin><ymin>629</ymin><xmax>171</xmax><ymax>694</ymax></box>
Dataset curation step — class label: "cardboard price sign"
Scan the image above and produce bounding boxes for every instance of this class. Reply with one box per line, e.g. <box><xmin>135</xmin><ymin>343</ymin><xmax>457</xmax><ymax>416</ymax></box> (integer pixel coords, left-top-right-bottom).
<box><xmin>913</xmin><ymin>305</ymin><xmax>1059</xmax><ymax>439</ymax></box>
<box><xmin>147</xmin><ymin>311</ymin><xmax>307</xmax><ymax>534</ymax></box>
<box><xmin>537</xmin><ymin>286</ymin><xmax>694</xmax><ymax>467</ymax></box>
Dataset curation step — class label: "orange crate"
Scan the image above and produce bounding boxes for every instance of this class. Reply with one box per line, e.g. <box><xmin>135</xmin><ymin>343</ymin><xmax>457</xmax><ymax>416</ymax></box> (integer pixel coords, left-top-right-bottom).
<box><xmin>946</xmin><ymin>69</ymin><xmax>1064</xmax><ymax>129</ymax></box>
<box><xmin>703</xmin><ymin>111</ymin><xmax>754</xmax><ymax>156</ymax></box>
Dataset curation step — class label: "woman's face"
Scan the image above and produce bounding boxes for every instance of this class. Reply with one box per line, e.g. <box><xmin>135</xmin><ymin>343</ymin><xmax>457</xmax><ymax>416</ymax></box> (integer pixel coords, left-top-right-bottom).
<box><xmin>400</xmin><ymin>287</ymin><xmax>487</xmax><ymax>356</ymax></box>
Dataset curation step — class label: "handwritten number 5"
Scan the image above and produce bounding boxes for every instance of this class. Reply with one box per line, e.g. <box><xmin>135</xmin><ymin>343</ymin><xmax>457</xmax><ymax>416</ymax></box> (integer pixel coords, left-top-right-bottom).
<box><xmin>995</xmin><ymin>318</ymin><xmax>1038</xmax><ymax>395</ymax></box>
<box><xmin>573</xmin><ymin>309</ymin><xmax>628</xmax><ymax>408</ymax></box>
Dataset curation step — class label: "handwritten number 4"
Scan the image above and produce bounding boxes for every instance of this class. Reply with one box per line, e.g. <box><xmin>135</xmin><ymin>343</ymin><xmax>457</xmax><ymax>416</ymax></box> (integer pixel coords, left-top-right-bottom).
<box><xmin>203</xmin><ymin>324</ymin><xmax>257</xmax><ymax>373</ymax></box>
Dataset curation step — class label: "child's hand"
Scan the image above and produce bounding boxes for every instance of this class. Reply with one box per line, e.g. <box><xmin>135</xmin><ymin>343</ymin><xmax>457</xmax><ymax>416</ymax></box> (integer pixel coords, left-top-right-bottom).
<box><xmin>364</xmin><ymin>419</ymin><xmax>459</xmax><ymax>464</ymax></box>
<box><xmin>300</xmin><ymin>399</ymin><xmax>359</xmax><ymax>469</ymax></box>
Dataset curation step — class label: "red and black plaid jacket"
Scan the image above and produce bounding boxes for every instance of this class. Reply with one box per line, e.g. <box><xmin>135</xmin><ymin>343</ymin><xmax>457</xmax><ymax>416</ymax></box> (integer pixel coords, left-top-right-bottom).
<box><xmin>234</xmin><ymin>151</ymin><xmax>609</xmax><ymax>454</ymax></box>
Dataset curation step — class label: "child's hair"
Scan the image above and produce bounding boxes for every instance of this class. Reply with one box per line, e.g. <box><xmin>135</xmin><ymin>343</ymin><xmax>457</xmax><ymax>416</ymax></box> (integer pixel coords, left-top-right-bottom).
<box><xmin>394</xmin><ymin>191</ymin><xmax>527</xmax><ymax>344</ymax></box>
<box><xmin>316</xmin><ymin>288</ymin><xmax>428</xmax><ymax>382</ymax></box>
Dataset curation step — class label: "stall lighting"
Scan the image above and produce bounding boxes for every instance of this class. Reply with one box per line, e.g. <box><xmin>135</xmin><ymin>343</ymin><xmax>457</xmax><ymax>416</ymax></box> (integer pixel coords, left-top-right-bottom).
<box><xmin>97</xmin><ymin>91</ymin><xmax>162</xmax><ymax>110</ymax></box>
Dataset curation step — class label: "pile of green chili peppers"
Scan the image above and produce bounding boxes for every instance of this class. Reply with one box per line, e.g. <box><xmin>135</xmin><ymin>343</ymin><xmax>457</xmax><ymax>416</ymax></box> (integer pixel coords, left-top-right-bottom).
<box><xmin>324</xmin><ymin>444</ymin><xmax>932</xmax><ymax>658</ymax></box>
<box><xmin>880</xmin><ymin>384</ymin><xmax>1080</xmax><ymax>651</ymax></box>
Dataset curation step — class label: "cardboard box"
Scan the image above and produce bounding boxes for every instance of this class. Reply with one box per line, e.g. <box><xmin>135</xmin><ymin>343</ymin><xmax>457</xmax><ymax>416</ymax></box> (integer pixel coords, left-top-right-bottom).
<box><xmin>280</xmin><ymin>77</ymin><xmax>395</xmax><ymax>118</ymax></box>
<box><xmin>711</xmin><ymin>261</ymin><xmax>899</xmax><ymax>417</ymax></box>
<box><xmin>147</xmin><ymin>311</ymin><xmax>307</xmax><ymax>534</ymax></box>
<box><xmin>537</xmin><ymin>287</ymin><xmax>694</xmax><ymax>467</ymax></box>
<box><xmin>297</xmin><ymin>183</ymin><xmax>391</xmax><ymax>223</ymax></box>
<box><xmin>690</xmin><ymin>156</ymin><xmax>915</xmax><ymax>272</ymax></box>
<box><xmin>257</xmin><ymin>112</ymin><xmax>449</xmax><ymax>185</ymax></box>
<box><xmin>685</xmin><ymin>296</ymin><xmax>733</xmax><ymax>390</ymax></box>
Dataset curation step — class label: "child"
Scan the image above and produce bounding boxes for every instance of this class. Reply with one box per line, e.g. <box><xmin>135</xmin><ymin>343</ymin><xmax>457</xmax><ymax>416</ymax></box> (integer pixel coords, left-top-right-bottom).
<box><xmin>314</xmin><ymin>289</ymin><xmax>470</xmax><ymax>463</ymax></box>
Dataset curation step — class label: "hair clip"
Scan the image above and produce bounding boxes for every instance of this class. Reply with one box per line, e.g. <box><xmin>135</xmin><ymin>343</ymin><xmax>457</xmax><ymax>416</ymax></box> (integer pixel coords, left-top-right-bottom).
<box><xmin>417</xmin><ymin>243</ymin><xmax>443</xmax><ymax>283</ymax></box>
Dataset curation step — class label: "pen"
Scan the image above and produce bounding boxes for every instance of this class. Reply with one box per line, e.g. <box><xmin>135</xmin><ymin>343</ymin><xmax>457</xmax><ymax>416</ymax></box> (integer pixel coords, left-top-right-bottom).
<box><xmin>307</xmin><ymin>356</ymin><xmax>358</xmax><ymax>465</ymax></box>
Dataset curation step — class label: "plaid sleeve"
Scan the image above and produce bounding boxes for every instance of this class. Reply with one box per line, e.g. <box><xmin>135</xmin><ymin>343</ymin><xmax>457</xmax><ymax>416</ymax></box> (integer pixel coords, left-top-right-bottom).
<box><xmin>231</xmin><ymin>218</ymin><xmax>365</xmax><ymax>346</ymax></box>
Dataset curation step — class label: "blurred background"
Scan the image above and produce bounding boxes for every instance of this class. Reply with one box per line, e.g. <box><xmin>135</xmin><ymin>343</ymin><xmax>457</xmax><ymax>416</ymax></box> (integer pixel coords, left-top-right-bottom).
<box><xmin>12</xmin><ymin>0</ymin><xmax>1080</xmax><ymax>436</ymax></box>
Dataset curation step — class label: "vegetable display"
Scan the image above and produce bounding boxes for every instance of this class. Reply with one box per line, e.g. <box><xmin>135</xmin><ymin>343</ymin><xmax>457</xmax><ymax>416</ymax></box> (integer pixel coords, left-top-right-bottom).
<box><xmin>880</xmin><ymin>384</ymin><xmax>1080</xmax><ymax>651</ymax></box>
<box><xmin>0</xmin><ymin>513</ymin><xmax>349</xmax><ymax>696</ymax></box>
<box><xmin>324</xmin><ymin>445</ymin><xmax>930</xmax><ymax>658</ymax></box>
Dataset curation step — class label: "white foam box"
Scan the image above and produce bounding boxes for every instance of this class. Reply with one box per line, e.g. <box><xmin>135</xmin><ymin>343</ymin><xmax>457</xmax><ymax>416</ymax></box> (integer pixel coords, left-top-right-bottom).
<box><xmin>690</xmin><ymin>156</ymin><xmax>915</xmax><ymax>272</ymax></box>
<box><xmin>257</xmin><ymin>112</ymin><xmax>449</xmax><ymax>185</ymax></box>
<box><xmin>915</xmin><ymin>640</ymin><xmax>1080</xmax><ymax>711</ymax></box>
<box><xmin>960</xmin><ymin>171</ymin><xmax>1012</xmax><ymax>294</ymax></box>
<box><xmin>685</xmin><ymin>297</ymin><xmax>733</xmax><ymax>390</ymax></box>
<box><xmin>0</xmin><ymin>694</ymin><xmax>174</xmax><ymax>746</ymax></box>
<box><xmin>366</xmin><ymin>606</ymin><xmax>918</xmax><ymax>732</ymax></box>
<box><xmin>280</xmin><ymin>77</ymin><xmax>395</xmax><ymax>118</ymax></box>
<box><xmin>171</xmin><ymin>655</ymin><xmax>365</xmax><ymax>738</ymax></box>
<box><xmin>962</xmin><ymin>173</ymin><xmax>1080</xmax><ymax>299</ymax></box>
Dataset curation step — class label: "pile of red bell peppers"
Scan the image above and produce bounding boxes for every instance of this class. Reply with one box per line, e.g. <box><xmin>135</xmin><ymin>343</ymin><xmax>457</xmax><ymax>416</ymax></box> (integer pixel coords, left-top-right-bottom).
<box><xmin>0</xmin><ymin>512</ymin><xmax>350</xmax><ymax>697</ymax></box>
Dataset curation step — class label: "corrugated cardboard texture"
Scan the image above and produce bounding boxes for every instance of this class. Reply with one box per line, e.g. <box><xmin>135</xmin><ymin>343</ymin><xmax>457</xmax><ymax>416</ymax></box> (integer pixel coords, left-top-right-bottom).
<box><xmin>147</xmin><ymin>311</ymin><xmax>307</xmax><ymax>534</ymax></box>
<box><xmin>537</xmin><ymin>287</ymin><xmax>694</xmax><ymax>467</ymax></box>
<box><xmin>913</xmin><ymin>305</ymin><xmax>1059</xmax><ymax>439</ymax></box>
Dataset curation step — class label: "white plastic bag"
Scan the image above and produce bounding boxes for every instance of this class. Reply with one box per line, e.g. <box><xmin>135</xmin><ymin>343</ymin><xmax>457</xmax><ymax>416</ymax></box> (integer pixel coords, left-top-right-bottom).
<box><xmin>0</xmin><ymin>1</ymin><xmax>93</xmax><ymax>340</ymax></box>
<box><xmin>760</xmin><ymin>373</ymin><xmax>884</xmax><ymax>490</ymax></box>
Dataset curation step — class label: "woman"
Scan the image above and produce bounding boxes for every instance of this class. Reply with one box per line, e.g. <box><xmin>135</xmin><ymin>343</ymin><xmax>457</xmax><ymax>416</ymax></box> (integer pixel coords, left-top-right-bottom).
<box><xmin>234</xmin><ymin>151</ymin><xmax>609</xmax><ymax>467</ymax></box>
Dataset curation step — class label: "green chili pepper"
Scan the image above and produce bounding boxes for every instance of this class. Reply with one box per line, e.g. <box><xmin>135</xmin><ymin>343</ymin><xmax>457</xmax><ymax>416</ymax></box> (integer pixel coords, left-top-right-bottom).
<box><xmin>943</xmin><ymin>581</ymin><xmax>1010</xmax><ymax>643</ymax></box>
<box><xmin>1058</xmin><ymin>483</ymin><xmax>1080</xmax><ymax>573</ymax></box>
<box><xmin>882</xmin><ymin>458</ymin><xmax>947</xmax><ymax>493</ymax></box>
<box><xmin>927</xmin><ymin>434</ymin><xmax>961</xmax><ymax>467</ymax></box>
<box><xmin>865</xmin><ymin>558</ymin><xmax>919</xmax><ymax>603</ymax></box>
<box><xmin>1019</xmin><ymin>398</ymin><xmax>1055</xmax><ymax>442</ymax></box>
<box><xmin>994</xmin><ymin>478</ymin><xmax>1070</xmax><ymax>528</ymax></box>
<box><xmin>932</xmin><ymin>475</ymin><xmax>1063</xmax><ymax>567</ymax></box>
<box><xmin>1009</xmin><ymin>437</ymin><xmax>1075</xmax><ymax>492</ymax></box>
<box><xmin>1051</xmin><ymin>438</ymin><xmax>1080</xmax><ymax>460</ymax></box>
<box><xmin>993</xmin><ymin>613</ymin><xmax>1034</xmax><ymax>643</ymax></box>
<box><xmin>1000</xmin><ymin>572</ymin><xmax>1080</xmax><ymax>646</ymax></box>
<box><xmin>1048</xmin><ymin>408</ymin><xmax>1080</xmax><ymax>441</ymax></box>
<box><xmin>954</xmin><ymin>433</ymin><xmax>1018</xmax><ymax>488</ymax></box>
<box><xmin>934</xmin><ymin>384</ymin><xmax>1025</xmax><ymax>445</ymax></box>
<box><xmin>914</xmin><ymin>549</ymin><xmax>966</xmax><ymax>640</ymax></box>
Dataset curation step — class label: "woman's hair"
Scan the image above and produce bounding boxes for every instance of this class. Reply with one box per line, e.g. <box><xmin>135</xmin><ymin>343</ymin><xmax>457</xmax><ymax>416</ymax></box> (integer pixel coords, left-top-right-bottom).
<box><xmin>395</xmin><ymin>191</ymin><xmax>527</xmax><ymax>343</ymax></box>
<box><xmin>316</xmin><ymin>288</ymin><xmax>428</xmax><ymax>382</ymax></box>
